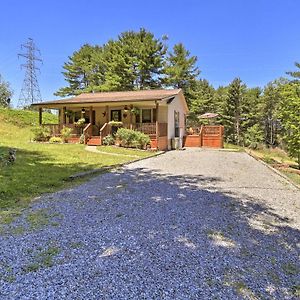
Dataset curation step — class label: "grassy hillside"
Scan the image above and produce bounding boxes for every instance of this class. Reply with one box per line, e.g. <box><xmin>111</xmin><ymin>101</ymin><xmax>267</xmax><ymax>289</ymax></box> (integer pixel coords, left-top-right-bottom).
<box><xmin>0</xmin><ymin>107</ymin><xmax>57</xmax><ymax>127</ymax></box>
<box><xmin>0</xmin><ymin>108</ymin><xmax>153</xmax><ymax>229</ymax></box>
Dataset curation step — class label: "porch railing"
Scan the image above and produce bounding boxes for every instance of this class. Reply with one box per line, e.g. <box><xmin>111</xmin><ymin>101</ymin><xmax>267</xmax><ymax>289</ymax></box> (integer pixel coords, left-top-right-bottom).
<box><xmin>83</xmin><ymin>123</ymin><xmax>92</xmax><ymax>144</ymax></box>
<box><xmin>133</xmin><ymin>123</ymin><xmax>156</xmax><ymax>135</ymax></box>
<box><xmin>100</xmin><ymin>123</ymin><xmax>110</xmax><ymax>141</ymax></box>
<box><xmin>42</xmin><ymin>124</ymin><xmax>60</xmax><ymax>135</ymax></box>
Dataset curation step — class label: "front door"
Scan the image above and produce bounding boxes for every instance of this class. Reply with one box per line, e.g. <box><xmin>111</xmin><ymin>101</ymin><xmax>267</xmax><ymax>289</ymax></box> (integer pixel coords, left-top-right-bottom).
<box><xmin>110</xmin><ymin>110</ymin><xmax>122</xmax><ymax>134</ymax></box>
<box><xmin>111</xmin><ymin>110</ymin><xmax>122</xmax><ymax>122</ymax></box>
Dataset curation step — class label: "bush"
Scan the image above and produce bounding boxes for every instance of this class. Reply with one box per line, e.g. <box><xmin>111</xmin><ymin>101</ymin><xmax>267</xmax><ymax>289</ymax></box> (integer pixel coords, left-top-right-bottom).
<box><xmin>60</xmin><ymin>126</ymin><xmax>73</xmax><ymax>142</ymax></box>
<box><xmin>102</xmin><ymin>134</ymin><xmax>115</xmax><ymax>146</ymax></box>
<box><xmin>49</xmin><ymin>136</ymin><xmax>63</xmax><ymax>143</ymax></box>
<box><xmin>116</xmin><ymin>128</ymin><xmax>150</xmax><ymax>149</ymax></box>
<box><xmin>31</xmin><ymin>126</ymin><xmax>51</xmax><ymax>142</ymax></box>
<box><xmin>108</xmin><ymin>121</ymin><xmax>123</xmax><ymax>127</ymax></box>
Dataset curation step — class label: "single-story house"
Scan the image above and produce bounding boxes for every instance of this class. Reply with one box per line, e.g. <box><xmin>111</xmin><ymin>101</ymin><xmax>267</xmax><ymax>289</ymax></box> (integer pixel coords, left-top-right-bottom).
<box><xmin>32</xmin><ymin>89</ymin><xmax>188</xmax><ymax>150</ymax></box>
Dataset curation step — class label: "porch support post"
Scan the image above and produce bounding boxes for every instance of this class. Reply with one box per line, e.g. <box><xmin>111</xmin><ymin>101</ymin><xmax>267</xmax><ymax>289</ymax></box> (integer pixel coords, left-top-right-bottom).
<box><xmin>89</xmin><ymin>106</ymin><xmax>93</xmax><ymax>124</ymax></box>
<box><xmin>129</xmin><ymin>111</ymin><xmax>133</xmax><ymax>129</ymax></box>
<box><xmin>39</xmin><ymin>107</ymin><xmax>42</xmax><ymax>125</ymax></box>
<box><xmin>105</xmin><ymin>105</ymin><xmax>109</xmax><ymax>123</ymax></box>
<box><xmin>155</xmin><ymin>101</ymin><xmax>159</xmax><ymax>140</ymax></box>
<box><xmin>58</xmin><ymin>109</ymin><xmax>61</xmax><ymax>130</ymax></box>
<box><xmin>62</xmin><ymin>106</ymin><xmax>66</xmax><ymax>125</ymax></box>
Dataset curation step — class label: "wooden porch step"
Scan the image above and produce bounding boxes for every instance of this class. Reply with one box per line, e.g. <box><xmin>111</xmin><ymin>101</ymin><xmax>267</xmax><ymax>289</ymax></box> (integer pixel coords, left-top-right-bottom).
<box><xmin>87</xmin><ymin>136</ymin><xmax>101</xmax><ymax>146</ymax></box>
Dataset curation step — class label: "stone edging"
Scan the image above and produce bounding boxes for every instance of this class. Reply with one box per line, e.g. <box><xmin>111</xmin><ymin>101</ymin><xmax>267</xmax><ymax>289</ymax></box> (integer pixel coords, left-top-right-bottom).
<box><xmin>245</xmin><ymin>149</ymin><xmax>300</xmax><ymax>190</ymax></box>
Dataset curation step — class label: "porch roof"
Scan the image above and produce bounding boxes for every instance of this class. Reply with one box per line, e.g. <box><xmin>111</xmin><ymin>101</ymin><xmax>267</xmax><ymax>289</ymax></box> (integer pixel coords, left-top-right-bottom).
<box><xmin>32</xmin><ymin>89</ymin><xmax>181</xmax><ymax>107</ymax></box>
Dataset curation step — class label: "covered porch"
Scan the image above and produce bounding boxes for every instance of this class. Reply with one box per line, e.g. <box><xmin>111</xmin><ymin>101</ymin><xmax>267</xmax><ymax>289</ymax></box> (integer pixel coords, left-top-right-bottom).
<box><xmin>37</xmin><ymin>101</ymin><xmax>168</xmax><ymax>149</ymax></box>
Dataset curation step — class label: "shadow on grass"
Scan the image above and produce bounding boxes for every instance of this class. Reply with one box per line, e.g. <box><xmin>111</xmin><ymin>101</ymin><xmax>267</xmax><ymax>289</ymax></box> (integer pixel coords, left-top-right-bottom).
<box><xmin>0</xmin><ymin>145</ymin><xmax>108</xmax><ymax>211</ymax></box>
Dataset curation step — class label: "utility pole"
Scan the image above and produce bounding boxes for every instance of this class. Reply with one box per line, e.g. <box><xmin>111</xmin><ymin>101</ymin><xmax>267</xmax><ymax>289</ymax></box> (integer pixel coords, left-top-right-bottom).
<box><xmin>17</xmin><ymin>38</ymin><xmax>42</xmax><ymax>108</ymax></box>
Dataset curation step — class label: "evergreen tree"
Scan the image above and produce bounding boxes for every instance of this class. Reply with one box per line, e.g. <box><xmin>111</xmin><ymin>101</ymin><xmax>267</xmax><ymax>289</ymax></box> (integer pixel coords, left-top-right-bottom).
<box><xmin>279</xmin><ymin>82</ymin><xmax>300</xmax><ymax>168</ymax></box>
<box><xmin>261</xmin><ymin>82</ymin><xmax>282</xmax><ymax>146</ymax></box>
<box><xmin>190</xmin><ymin>79</ymin><xmax>215</xmax><ymax>117</ymax></box>
<box><xmin>286</xmin><ymin>62</ymin><xmax>300</xmax><ymax>80</ymax></box>
<box><xmin>0</xmin><ymin>75</ymin><xmax>13</xmax><ymax>107</ymax></box>
<box><xmin>222</xmin><ymin>78</ymin><xmax>246</xmax><ymax>144</ymax></box>
<box><xmin>241</xmin><ymin>87</ymin><xmax>263</xmax><ymax>146</ymax></box>
<box><xmin>164</xmin><ymin>43</ymin><xmax>200</xmax><ymax>106</ymax></box>
<box><xmin>55</xmin><ymin>44</ymin><xmax>103</xmax><ymax>96</ymax></box>
<box><xmin>103</xmin><ymin>28</ymin><xmax>167</xmax><ymax>90</ymax></box>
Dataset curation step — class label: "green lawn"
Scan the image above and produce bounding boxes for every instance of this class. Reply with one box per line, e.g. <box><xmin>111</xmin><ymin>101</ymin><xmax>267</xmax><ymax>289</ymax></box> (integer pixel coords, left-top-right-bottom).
<box><xmin>0</xmin><ymin>109</ymin><xmax>154</xmax><ymax>226</ymax></box>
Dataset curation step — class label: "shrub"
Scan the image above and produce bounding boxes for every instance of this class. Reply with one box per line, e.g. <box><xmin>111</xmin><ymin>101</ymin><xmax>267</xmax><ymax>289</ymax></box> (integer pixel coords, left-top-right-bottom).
<box><xmin>102</xmin><ymin>134</ymin><xmax>115</xmax><ymax>146</ymax></box>
<box><xmin>135</xmin><ymin>131</ymin><xmax>150</xmax><ymax>149</ymax></box>
<box><xmin>49</xmin><ymin>136</ymin><xmax>63</xmax><ymax>143</ymax></box>
<box><xmin>60</xmin><ymin>126</ymin><xmax>73</xmax><ymax>142</ymax></box>
<box><xmin>108</xmin><ymin>121</ymin><xmax>123</xmax><ymax>127</ymax></box>
<box><xmin>31</xmin><ymin>126</ymin><xmax>51</xmax><ymax>142</ymax></box>
<box><xmin>116</xmin><ymin>128</ymin><xmax>150</xmax><ymax>149</ymax></box>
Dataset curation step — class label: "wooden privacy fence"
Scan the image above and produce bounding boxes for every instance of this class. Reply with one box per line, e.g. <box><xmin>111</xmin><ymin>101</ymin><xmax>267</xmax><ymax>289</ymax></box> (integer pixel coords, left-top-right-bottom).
<box><xmin>183</xmin><ymin>125</ymin><xmax>224</xmax><ymax>148</ymax></box>
<box><xmin>202</xmin><ymin>125</ymin><xmax>224</xmax><ymax>148</ymax></box>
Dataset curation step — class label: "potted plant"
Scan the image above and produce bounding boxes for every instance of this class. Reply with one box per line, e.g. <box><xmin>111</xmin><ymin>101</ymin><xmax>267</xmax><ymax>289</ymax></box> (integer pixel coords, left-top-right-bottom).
<box><xmin>74</xmin><ymin>118</ymin><xmax>86</xmax><ymax>134</ymax></box>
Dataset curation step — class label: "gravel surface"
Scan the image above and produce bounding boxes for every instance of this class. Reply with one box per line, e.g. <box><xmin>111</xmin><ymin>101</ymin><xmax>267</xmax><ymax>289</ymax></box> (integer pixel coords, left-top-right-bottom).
<box><xmin>0</xmin><ymin>148</ymin><xmax>299</xmax><ymax>299</ymax></box>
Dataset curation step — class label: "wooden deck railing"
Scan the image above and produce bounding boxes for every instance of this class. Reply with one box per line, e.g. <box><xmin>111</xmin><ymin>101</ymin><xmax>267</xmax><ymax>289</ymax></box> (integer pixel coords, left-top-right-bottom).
<box><xmin>133</xmin><ymin>123</ymin><xmax>157</xmax><ymax>135</ymax></box>
<box><xmin>42</xmin><ymin>124</ymin><xmax>61</xmax><ymax>135</ymax></box>
<box><xmin>83</xmin><ymin>123</ymin><xmax>92</xmax><ymax>144</ymax></box>
<box><xmin>100</xmin><ymin>123</ymin><xmax>110</xmax><ymax>142</ymax></box>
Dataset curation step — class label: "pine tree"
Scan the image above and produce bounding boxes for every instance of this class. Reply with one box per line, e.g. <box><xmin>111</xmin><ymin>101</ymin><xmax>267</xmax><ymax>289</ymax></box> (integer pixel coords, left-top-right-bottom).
<box><xmin>286</xmin><ymin>62</ymin><xmax>300</xmax><ymax>80</ymax></box>
<box><xmin>0</xmin><ymin>75</ymin><xmax>13</xmax><ymax>107</ymax></box>
<box><xmin>279</xmin><ymin>82</ymin><xmax>300</xmax><ymax>168</ymax></box>
<box><xmin>103</xmin><ymin>28</ymin><xmax>167</xmax><ymax>90</ymax></box>
<box><xmin>164</xmin><ymin>43</ymin><xmax>200</xmax><ymax>106</ymax></box>
<box><xmin>261</xmin><ymin>82</ymin><xmax>282</xmax><ymax>146</ymax></box>
<box><xmin>190</xmin><ymin>79</ymin><xmax>215</xmax><ymax>117</ymax></box>
<box><xmin>55</xmin><ymin>44</ymin><xmax>104</xmax><ymax>96</ymax></box>
<box><xmin>222</xmin><ymin>78</ymin><xmax>246</xmax><ymax>144</ymax></box>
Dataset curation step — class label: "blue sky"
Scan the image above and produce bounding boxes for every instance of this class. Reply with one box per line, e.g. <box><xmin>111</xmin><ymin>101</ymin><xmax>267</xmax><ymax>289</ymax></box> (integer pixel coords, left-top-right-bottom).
<box><xmin>1</xmin><ymin>0</ymin><xmax>300</xmax><ymax>106</ymax></box>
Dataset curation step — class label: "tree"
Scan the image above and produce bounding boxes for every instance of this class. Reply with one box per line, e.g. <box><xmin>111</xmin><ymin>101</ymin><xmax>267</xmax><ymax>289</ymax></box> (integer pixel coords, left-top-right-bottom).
<box><xmin>0</xmin><ymin>75</ymin><xmax>13</xmax><ymax>107</ymax></box>
<box><xmin>279</xmin><ymin>82</ymin><xmax>300</xmax><ymax>168</ymax></box>
<box><xmin>55</xmin><ymin>29</ymin><xmax>167</xmax><ymax>96</ymax></box>
<box><xmin>261</xmin><ymin>82</ymin><xmax>283</xmax><ymax>147</ymax></box>
<box><xmin>222</xmin><ymin>78</ymin><xmax>246</xmax><ymax>144</ymax></box>
<box><xmin>241</xmin><ymin>87</ymin><xmax>264</xmax><ymax>146</ymax></box>
<box><xmin>164</xmin><ymin>43</ymin><xmax>200</xmax><ymax>106</ymax></box>
<box><xmin>190</xmin><ymin>79</ymin><xmax>215</xmax><ymax>117</ymax></box>
<box><xmin>103</xmin><ymin>28</ymin><xmax>167</xmax><ymax>91</ymax></box>
<box><xmin>286</xmin><ymin>62</ymin><xmax>300</xmax><ymax>80</ymax></box>
<box><xmin>55</xmin><ymin>44</ymin><xmax>104</xmax><ymax>96</ymax></box>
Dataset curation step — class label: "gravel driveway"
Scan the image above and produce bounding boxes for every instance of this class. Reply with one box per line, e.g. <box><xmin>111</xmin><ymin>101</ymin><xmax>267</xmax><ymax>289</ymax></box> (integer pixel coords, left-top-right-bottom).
<box><xmin>1</xmin><ymin>149</ymin><xmax>299</xmax><ymax>299</ymax></box>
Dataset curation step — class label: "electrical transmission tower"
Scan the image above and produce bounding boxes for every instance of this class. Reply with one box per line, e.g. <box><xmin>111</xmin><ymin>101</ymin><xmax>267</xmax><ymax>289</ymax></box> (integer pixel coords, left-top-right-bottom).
<box><xmin>17</xmin><ymin>38</ymin><xmax>42</xmax><ymax>108</ymax></box>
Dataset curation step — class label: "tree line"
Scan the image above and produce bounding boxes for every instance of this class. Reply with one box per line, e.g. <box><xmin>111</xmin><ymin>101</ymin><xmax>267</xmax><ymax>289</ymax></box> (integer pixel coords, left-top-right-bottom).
<box><xmin>0</xmin><ymin>28</ymin><xmax>299</xmax><ymax>165</ymax></box>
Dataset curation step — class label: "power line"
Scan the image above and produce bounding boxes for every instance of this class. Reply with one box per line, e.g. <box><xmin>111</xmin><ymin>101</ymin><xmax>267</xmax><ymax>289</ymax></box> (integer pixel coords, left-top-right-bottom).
<box><xmin>17</xmin><ymin>38</ymin><xmax>43</xmax><ymax>108</ymax></box>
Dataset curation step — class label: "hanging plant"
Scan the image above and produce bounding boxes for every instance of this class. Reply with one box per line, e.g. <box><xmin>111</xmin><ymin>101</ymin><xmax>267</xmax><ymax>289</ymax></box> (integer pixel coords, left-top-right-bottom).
<box><xmin>74</xmin><ymin>118</ymin><xmax>86</xmax><ymax>127</ymax></box>
<box><xmin>131</xmin><ymin>107</ymin><xmax>140</xmax><ymax>115</ymax></box>
<box><xmin>65</xmin><ymin>110</ymin><xmax>74</xmax><ymax>118</ymax></box>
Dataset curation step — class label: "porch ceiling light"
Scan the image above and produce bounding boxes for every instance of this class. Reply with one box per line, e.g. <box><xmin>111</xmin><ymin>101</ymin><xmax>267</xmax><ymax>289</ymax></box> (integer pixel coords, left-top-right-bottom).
<box><xmin>81</xmin><ymin>108</ymin><xmax>86</xmax><ymax>114</ymax></box>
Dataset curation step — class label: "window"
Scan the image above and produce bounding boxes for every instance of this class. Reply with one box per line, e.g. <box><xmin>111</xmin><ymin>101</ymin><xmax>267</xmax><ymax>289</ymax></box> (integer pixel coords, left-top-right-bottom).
<box><xmin>142</xmin><ymin>109</ymin><xmax>151</xmax><ymax>123</ymax></box>
<box><xmin>174</xmin><ymin>111</ymin><xmax>180</xmax><ymax>137</ymax></box>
